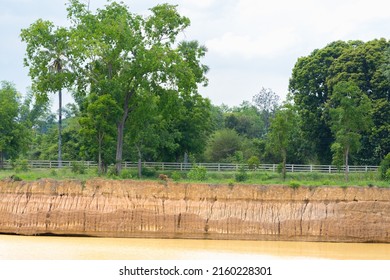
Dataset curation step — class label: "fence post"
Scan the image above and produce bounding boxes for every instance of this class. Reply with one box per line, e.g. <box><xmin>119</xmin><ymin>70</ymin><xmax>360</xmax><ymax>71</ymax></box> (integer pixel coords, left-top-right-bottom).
<box><xmin>329</xmin><ymin>165</ymin><xmax>331</xmax><ymax>173</ymax></box>
<box><xmin>273</xmin><ymin>164</ymin><xmax>276</xmax><ymax>172</ymax></box>
<box><xmin>310</xmin><ymin>165</ymin><xmax>313</xmax><ymax>172</ymax></box>
<box><xmin>291</xmin><ymin>164</ymin><xmax>294</xmax><ymax>173</ymax></box>
<box><xmin>218</xmin><ymin>163</ymin><xmax>220</xmax><ymax>172</ymax></box>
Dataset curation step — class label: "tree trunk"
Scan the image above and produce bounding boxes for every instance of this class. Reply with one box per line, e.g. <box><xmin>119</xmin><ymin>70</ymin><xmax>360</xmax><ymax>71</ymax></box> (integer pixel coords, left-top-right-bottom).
<box><xmin>282</xmin><ymin>149</ymin><xmax>287</xmax><ymax>180</ymax></box>
<box><xmin>115</xmin><ymin>90</ymin><xmax>133</xmax><ymax>174</ymax></box>
<box><xmin>115</xmin><ymin>119</ymin><xmax>125</xmax><ymax>174</ymax></box>
<box><xmin>98</xmin><ymin>135</ymin><xmax>103</xmax><ymax>174</ymax></box>
<box><xmin>345</xmin><ymin>146</ymin><xmax>349</xmax><ymax>181</ymax></box>
<box><xmin>58</xmin><ymin>88</ymin><xmax>62</xmax><ymax>168</ymax></box>
<box><xmin>137</xmin><ymin>146</ymin><xmax>142</xmax><ymax>178</ymax></box>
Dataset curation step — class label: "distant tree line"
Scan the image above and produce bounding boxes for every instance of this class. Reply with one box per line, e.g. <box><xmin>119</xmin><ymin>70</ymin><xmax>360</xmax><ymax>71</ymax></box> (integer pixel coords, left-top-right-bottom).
<box><xmin>0</xmin><ymin>1</ymin><xmax>389</xmax><ymax>178</ymax></box>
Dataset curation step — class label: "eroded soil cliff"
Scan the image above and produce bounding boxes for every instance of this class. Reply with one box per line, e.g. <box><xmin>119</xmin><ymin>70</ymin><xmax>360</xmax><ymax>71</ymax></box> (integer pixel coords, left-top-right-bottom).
<box><xmin>0</xmin><ymin>179</ymin><xmax>389</xmax><ymax>242</ymax></box>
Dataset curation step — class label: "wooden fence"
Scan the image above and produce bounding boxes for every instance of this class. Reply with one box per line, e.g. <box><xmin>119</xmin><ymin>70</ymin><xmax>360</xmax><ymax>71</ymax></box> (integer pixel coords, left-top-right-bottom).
<box><xmin>0</xmin><ymin>160</ymin><xmax>379</xmax><ymax>174</ymax></box>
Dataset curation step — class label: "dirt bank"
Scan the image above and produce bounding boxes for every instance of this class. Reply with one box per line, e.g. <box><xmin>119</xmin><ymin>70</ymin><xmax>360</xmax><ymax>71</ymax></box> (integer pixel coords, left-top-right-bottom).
<box><xmin>0</xmin><ymin>179</ymin><xmax>389</xmax><ymax>242</ymax></box>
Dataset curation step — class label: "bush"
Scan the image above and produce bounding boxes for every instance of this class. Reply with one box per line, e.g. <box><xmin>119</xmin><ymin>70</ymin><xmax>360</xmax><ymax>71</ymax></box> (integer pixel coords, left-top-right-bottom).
<box><xmin>187</xmin><ymin>165</ymin><xmax>207</xmax><ymax>181</ymax></box>
<box><xmin>247</xmin><ymin>156</ymin><xmax>260</xmax><ymax>170</ymax></box>
<box><xmin>386</xmin><ymin>170</ymin><xmax>390</xmax><ymax>182</ymax></box>
<box><xmin>71</xmin><ymin>162</ymin><xmax>86</xmax><ymax>174</ymax></box>
<box><xmin>171</xmin><ymin>171</ymin><xmax>182</xmax><ymax>181</ymax></box>
<box><xmin>120</xmin><ymin>169</ymin><xmax>133</xmax><ymax>179</ymax></box>
<box><xmin>12</xmin><ymin>159</ymin><xmax>29</xmax><ymax>172</ymax></box>
<box><xmin>235</xmin><ymin>167</ymin><xmax>248</xmax><ymax>182</ymax></box>
<box><xmin>142</xmin><ymin>167</ymin><xmax>157</xmax><ymax>178</ymax></box>
<box><xmin>379</xmin><ymin>153</ymin><xmax>390</xmax><ymax>180</ymax></box>
<box><xmin>289</xmin><ymin>181</ymin><xmax>300</xmax><ymax>189</ymax></box>
<box><xmin>107</xmin><ymin>165</ymin><xmax>118</xmax><ymax>178</ymax></box>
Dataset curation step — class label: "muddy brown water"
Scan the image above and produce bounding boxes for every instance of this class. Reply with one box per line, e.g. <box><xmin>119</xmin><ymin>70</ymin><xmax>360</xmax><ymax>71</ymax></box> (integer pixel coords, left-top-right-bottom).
<box><xmin>1</xmin><ymin>235</ymin><xmax>389</xmax><ymax>260</ymax></box>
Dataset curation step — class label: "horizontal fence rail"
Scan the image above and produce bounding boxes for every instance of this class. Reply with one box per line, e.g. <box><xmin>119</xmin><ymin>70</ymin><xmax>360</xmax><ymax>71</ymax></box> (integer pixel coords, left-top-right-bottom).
<box><xmin>0</xmin><ymin>160</ymin><xmax>379</xmax><ymax>173</ymax></box>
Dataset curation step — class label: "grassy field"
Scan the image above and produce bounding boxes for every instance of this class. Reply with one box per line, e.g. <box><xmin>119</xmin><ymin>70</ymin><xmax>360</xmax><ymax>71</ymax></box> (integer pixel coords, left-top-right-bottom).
<box><xmin>0</xmin><ymin>166</ymin><xmax>389</xmax><ymax>188</ymax></box>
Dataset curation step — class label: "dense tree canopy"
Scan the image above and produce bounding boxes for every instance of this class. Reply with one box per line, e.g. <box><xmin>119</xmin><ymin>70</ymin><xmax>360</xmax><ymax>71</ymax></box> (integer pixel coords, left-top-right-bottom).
<box><xmin>20</xmin><ymin>0</ymin><xmax>210</xmax><ymax>173</ymax></box>
<box><xmin>289</xmin><ymin>38</ymin><xmax>390</xmax><ymax>164</ymax></box>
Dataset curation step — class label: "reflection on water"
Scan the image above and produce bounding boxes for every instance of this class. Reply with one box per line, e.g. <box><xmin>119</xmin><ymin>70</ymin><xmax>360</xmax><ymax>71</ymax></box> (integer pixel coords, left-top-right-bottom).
<box><xmin>0</xmin><ymin>235</ymin><xmax>389</xmax><ymax>260</ymax></box>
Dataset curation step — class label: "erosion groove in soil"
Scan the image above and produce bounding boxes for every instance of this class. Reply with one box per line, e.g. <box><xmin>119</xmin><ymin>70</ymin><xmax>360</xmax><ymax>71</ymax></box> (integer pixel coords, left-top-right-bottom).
<box><xmin>0</xmin><ymin>179</ymin><xmax>389</xmax><ymax>242</ymax></box>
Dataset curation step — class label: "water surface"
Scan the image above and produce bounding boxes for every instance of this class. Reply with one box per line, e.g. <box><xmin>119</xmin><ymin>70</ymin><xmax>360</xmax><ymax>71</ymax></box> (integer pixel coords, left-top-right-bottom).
<box><xmin>1</xmin><ymin>235</ymin><xmax>389</xmax><ymax>260</ymax></box>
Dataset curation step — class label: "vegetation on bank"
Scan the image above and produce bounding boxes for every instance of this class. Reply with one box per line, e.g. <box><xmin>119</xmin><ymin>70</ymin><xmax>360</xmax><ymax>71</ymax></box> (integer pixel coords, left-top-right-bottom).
<box><xmin>1</xmin><ymin>166</ymin><xmax>388</xmax><ymax>188</ymax></box>
<box><xmin>0</xmin><ymin>1</ymin><xmax>389</xmax><ymax>182</ymax></box>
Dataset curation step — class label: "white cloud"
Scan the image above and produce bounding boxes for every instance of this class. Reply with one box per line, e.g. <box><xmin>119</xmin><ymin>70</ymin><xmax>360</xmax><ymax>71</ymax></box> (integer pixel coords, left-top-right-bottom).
<box><xmin>206</xmin><ymin>27</ymin><xmax>299</xmax><ymax>59</ymax></box>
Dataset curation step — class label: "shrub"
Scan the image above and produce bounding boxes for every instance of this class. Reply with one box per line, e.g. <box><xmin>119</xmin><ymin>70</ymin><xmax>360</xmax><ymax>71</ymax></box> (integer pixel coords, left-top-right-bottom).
<box><xmin>10</xmin><ymin>174</ymin><xmax>22</xmax><ymax>181</ymax></box>
<box><xmin>235</xmin><ymin>167</ymin><xmax>248</xmax><ymax>182</ymax></box>
<box><xmin>187</xmin><ymin>165</ymin><xmax>207</xmax><ymax>181</ymax></box>
<box><xmin>386</xmin><ymin>170</ymin><xmax>390</xmax><ymax>182</ymax></box>
<box><xmin>247</xmin><ymin>156</ymin><xmax>260</xmax><ymax>170</ymax></box>
<box><xmin>142</xmin><ymin>167</ymin><xmax>157</xmax><ymax>178</ymax></box>
<box><xmin>12</xmin><ymin>159</ymin><xmax>29</xmax><ymax>172</ymax></box>
<box><xmin>71</xmin><ymin>162</ymin><xmax>86</xmax><ymax>174</ymax></box>
<box><xmin>171</xmin><ymin>171</ymin><xmax>181</xmax><ymax>181</ymax></box>
<box><xmin>120</xmin><ymin>169</ymin><xmax>133</xmax><ymax>179</ymax></box>
<box><xmin>107</xmin><ymin>165</ymin><xmax>118</xmax><ymax>178</ymax></box>
<box><xmin>379</xmin><ymin>153</ymin><xmax>390</xmax><ymax>180</ymax></box>
<box><xmin>289</xmin><ymin>181</ymin><xmax>300</xmax><ymax>189</ymax></box>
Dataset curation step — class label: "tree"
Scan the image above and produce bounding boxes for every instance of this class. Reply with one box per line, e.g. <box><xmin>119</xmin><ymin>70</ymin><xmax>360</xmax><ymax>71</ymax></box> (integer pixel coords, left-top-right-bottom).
<box><xmin>21</xmin><ymin>19</ymin><xmax>75</xmax><ymax>167</ymax></box>
<box><xmin>289</xmin><ymin>39</ymin><xmax>390</xmax><ymax>164</ymax></box>
<box><xmin>65</xmin><ymin>1</ymin><xmax>208</xmax><ymax>173</ymax></box>
<box><xmin>205</xmin><ymin>129</ymin><xmax>242</xmax><ymax>162</ymax></box>
<box><xmin>252</xmin><ymin>87</ymin><xmax>279</xmax><ymax>136</ymax></box>
<box><xmin>224</xmin><ymin>101</ymin><xmax>264</xmax><ymax>138</ymax></box>
<box><xmin>0</xmin><ymin>82</ymin><xmax>29</xmax><ymax>166</ymax></box>
<box><xmin>326</xmin><ymin>81</ymin><xmax>372</xmax><ymax>180</ymax></box>
<box><xmin>289</xmin><ymin>41</ymin><xmax>351</xmax><ymax>163</ymax></box>
<box><xmin>266</xmin><ymin>104</ymin><xmax>298</xmax><ymax>180</ymax></box>
<box><xmin>79</xmin><ymin>94</ymin><xmax>121</xmax><ymax>173</ymax></box>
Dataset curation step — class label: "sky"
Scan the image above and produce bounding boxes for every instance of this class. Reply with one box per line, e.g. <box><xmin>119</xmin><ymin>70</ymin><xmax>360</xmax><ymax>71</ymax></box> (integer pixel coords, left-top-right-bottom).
<box><xmin>1</xmin><ymin>0</ymin><xmax>389</xmax><ymax>108</ymax></box>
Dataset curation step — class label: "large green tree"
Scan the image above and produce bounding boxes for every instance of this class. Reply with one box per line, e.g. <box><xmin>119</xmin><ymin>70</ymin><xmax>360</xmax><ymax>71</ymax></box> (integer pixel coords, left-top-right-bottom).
<box><xmin>266</xmin><ymin>104</ymin><xmax>299</xmax><ymax>179</ymax></box>
<box><xmin>65</xmin><ymin>1</ymin><xmax>208</xmax><ymax>173</ymax></box>
<box><xmin>289</xmin><ymin>39</ymin><xmax>390</xmax><ymax>164</ymax></box>
<box><xmin>0</xmin><ymin>82</ymin><xmax>30</xmax><ymax>166</ymax></box>
<box><xmin>21</xmin><ymin>20</ymin><xmax>75</xmax><ymax>167</ymax></box>
<box><xmin>327</xmin><ymin>81</ymin><xmax>372</xmax><ymax>180</ymax></box>
<box><xmin>79</xmin><ymin>94</ymin><xmax>121</xmax><ymax>173</ymax></box>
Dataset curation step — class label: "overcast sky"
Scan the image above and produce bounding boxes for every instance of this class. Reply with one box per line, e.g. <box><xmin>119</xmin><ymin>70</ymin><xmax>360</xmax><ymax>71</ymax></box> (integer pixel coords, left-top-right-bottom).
<box><xmin>1</xmin><ymin>0</ymin><xmax>389</xmax><ymax>108</ymax></box>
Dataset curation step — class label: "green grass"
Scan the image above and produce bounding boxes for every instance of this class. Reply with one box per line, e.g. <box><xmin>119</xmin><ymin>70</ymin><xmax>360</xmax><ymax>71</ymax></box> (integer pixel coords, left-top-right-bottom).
<box><xmin>0</xmin><ymin>168</ymin><xmax>388</xmax><ymax>188</ymax></box>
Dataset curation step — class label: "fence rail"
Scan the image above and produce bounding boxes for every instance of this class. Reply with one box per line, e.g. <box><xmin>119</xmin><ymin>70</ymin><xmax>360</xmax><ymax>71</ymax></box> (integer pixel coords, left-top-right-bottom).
<box><xmin>0</xmin><ymin>160</ymin><xmax>379</xmax><ymax>173</ymax></box>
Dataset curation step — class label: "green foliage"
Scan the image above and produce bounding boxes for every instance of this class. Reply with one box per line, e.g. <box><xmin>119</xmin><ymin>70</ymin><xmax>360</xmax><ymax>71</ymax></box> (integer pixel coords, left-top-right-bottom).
<box><xmin>71</xmin><ymin>162</ymin><xmax>86</xmax><ymax>174</ymax></box>
<box><xmin>266</xmin><ymin>104</ymin><xmax>299</xmax><ymax>179</ymax></box>
<box><xmin>289</xmin><ymin>181</ymin><xmax>300</xmax><ymax>189</ymax></box>
<box><xmin>327</xmin><ymin>81</ymin><xmax>372</xmax><ymax>180</ymax></box>
<box><xmin>289</xmin><ymin>39</ymin><xmax>390</xmax><ymax>165</ymax></box>
<box><xmin>171</xmin><ymin>171</ymin><xmax>182</xmax><ymax>181</ymax></box>
<box><xmin>12</xmin><ymin>159</ymin><xmax>29</xmax><ymax>172</ymax></box>
<box><xmin>187</xmin><ymin>165</ymin><xmax>207</xmax><ymax>181</ymax></box>
<box><xmin>141</xmin><ymin>167</ymin><xmax>157</xmax><ymax>178</ymax></box>
<box><xmin>380</xmin><ymin>153</ymin><xmax>390</xmax><ymax>180</ymax></box>
<box><xmin>247</xmin><ymin>156</ymin><xmax>260</xmax><ymax>170</ymax></box>
<box><xmin>205</xmin><ymin>129</ymin><xmax>242</xmax><ymax>162</ymax></box>
<box><xmin>235</xmin><ymin>167</ymin><xmax>248</xmax><ymax>182</ymax></box>
<box><xmin>119</xmin><ymin>169</ymin><xmax>133</xmax><ymax>179</ymax></box>
<box><xmin>386</xmin><ymin>170</ymin><xmax>390</xmax><ymax>182</ymax></box>
<box><xmin>0</xmin><ymin>82</ymin><xmax>30</xmax><ymax>162</ymax></box>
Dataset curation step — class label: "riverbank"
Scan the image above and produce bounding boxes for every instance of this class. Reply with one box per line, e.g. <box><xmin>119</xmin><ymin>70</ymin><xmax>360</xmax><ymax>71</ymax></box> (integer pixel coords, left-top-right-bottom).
<box><xmin>0</xmin><ymin>179</ymin><xmax>389</xmax><ymax>242</ymax></box>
